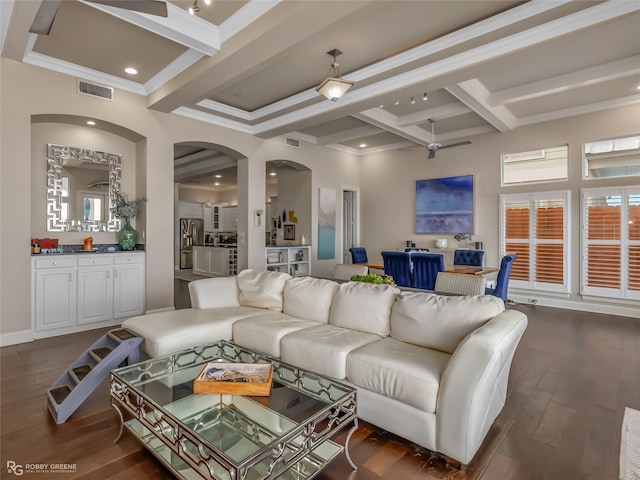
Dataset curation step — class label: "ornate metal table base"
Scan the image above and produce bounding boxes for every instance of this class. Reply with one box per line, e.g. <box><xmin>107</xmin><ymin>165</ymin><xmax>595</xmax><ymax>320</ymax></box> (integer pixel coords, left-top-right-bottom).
<box><xmin>110</xmin><ymin>340</ymin><xmax>359</xmax><ymax>479</ymax></box>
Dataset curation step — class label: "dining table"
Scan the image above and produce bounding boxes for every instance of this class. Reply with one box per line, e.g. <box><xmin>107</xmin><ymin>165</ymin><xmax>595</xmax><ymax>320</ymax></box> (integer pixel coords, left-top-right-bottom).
<box><xmin>445</xmin><ymin>265</ymin><xmax>499</xmax><ymax>276</ymax></box>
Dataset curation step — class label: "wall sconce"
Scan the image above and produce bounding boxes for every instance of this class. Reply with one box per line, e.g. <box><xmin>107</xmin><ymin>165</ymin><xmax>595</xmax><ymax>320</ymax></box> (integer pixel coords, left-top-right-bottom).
<box><xmin>254</xmin><ymin>209</ymin><xmax>264</xmax><ymax>227</ymax></box>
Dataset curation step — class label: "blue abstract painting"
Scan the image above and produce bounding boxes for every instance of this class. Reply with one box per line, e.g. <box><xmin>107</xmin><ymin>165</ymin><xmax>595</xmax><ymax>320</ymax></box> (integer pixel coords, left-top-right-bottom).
<box><xmin>318</xmin><ymin>188</ymin><xmax>336</xmax><ymax>259</ymax></box>
<box><xmin>415</xmin><ymin>175</ymin><xmax>473</xmax><ymax>234</ymax></box>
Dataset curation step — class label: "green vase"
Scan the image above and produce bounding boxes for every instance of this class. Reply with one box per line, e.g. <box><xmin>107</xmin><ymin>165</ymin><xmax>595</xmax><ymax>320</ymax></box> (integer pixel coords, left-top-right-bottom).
<box><xmin>118</xmin><ymin>217</ymin><xmax>137</xmax><ymax>250</ymax></box>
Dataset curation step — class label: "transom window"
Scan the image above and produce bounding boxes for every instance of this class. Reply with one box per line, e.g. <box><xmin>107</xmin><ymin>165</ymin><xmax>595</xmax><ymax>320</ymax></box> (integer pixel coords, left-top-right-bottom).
<box><xmin>502</xmin><ymin>146</ymin><xmax>568</xmax><ymax>186</ymax></box>
<box><xmin>583</xmin><ymin>135</ymin><xmax>640</xmax><ymax>179</ymax></box>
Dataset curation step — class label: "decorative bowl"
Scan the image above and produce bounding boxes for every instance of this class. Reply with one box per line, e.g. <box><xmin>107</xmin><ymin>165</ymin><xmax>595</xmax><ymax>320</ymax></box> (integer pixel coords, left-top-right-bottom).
<box><xmin>434</xmin><ymin>238</ymin><xmax>448</xmax><ymax>249</ymax></box>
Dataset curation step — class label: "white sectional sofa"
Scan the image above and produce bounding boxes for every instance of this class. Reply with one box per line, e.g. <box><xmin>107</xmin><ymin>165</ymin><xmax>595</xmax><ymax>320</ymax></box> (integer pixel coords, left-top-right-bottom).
<box><xmin>122</xmin><ymin>269</ymin><xmax>527</xmax><ymax>466</ymax></box>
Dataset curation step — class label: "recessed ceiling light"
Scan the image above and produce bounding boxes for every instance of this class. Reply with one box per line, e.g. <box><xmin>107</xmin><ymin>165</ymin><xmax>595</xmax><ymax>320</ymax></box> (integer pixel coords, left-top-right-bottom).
<box><xmin>360</xmin><ymin>143</ymin><xmax>367</xmax><ymax>148</ymax></box>
<box><xmin>395</xmin><ymin>100</ymin><xmax>400</xmax><ymax>105</ymax></box>
<box><xmin>214</xmin><ymin>182</ymin><xmax>220</xmax><ymax>186</ymax></box>
<box><xmin>215</xmin><ymin>174</ymin><xmax>222</xmax><ymax>178</ymax></box>
<box><xmin>269</xmin><ymin>172</ymin><xmax>277</xmax><ymax>176</ymax></box>
<box><xmin>124</xmin><ymin>67</ymin><xmax>138</xmax><ymax>75</ymax></box>
<box><xmin>423</xmin><ymin>93</ymin><xmax>428</xmax><ymax>101</ymax></box>
<box><xmin>637</xmin><ymin>84</ymin><xmax>640</xmax><ymax>90</ymax></box>
<box><xmin>86</xmin><ymin>120</ymin><xmax>96</xmax><ymax>126</ymax></box>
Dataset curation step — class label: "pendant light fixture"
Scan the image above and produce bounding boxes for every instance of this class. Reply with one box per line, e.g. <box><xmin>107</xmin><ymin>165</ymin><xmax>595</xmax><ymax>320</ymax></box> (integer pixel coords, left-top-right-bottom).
<box><xmin>316</xmin><ymin>49</ymin><xmax>353</xmax><ymax>102</ymax></box>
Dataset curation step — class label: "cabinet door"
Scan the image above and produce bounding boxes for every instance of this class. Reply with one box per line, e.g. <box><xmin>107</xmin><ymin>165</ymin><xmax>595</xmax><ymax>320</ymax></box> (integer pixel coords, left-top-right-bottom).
<box><xmin>221</xmin><ymin>206</ymin><xmax>237</xmax><ymax>231</ymax></box>
<box><xmin>34</xmin><ymin>269</ymin><xmax>76</xmax><ymax>331</ymax></box>
<box><xmin>113</xmin><ymin>264</ymin><xmax>145</xmax><ymax>318</ymax></box>
<box><xmin>203</xmin><ymin>206</ymin><xmax>212</xmax><ymax>231</ymax></box>
<box><xmin>193</xmin><ymin>247</ymin><xmax>208</xmax><ymax>275</ymax></box>
<box><xmin>211</xmin><ymin>204</ymin><xmax>223</xmax><ymax>231</ymax></box>
<box><xmin>179</xmin><ymin>202</ymin><xmax>204</xmax><ymax>219</ymax></box>
<box><xmin>208</xmin><ymin>249</ymin><xmax>227</xmax><ymax>276</ymax></box>
<box><xmin>77</xmin><ymin>266</ymin><xmax>113</xmax><ymax>324</ymax></box>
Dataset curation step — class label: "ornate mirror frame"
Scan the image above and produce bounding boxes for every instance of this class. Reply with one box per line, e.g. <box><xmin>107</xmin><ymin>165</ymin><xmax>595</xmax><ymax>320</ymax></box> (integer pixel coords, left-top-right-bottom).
<box><xmin>47</xmin><ymin>143</ymin><xmax>122</xmax><ymax>232</ymax></box>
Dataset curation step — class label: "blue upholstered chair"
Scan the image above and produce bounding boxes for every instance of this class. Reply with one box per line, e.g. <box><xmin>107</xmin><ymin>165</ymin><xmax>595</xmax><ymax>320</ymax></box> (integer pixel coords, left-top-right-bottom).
<box><xmin>349</xmin><ymin>247</ymin><xmax>368</xmax><ymax>264</ymax></box>
<box><xmin>453</xmin><ymin>249</ymin><xmax>485</xmax><ymax>267</ymax></box>
<box><xmin>411</xmin><ymin>253</ymin><xmax>445</xmax><ymax>290</ymax></box>
<box><xmin>485</xmin><ymin>254</ymin><xmax>517</xmax><ymax>300</ymax></box>
<box><xmin>381</xmin><ymin>251</ymin><xmax>412</xmax><ymax>287</ymax></box>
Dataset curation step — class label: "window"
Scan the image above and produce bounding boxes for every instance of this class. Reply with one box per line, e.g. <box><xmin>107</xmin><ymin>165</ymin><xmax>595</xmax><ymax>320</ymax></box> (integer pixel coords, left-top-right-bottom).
<box><xmin>502</xmin><ymin>146</ymin><xmax>568</xmax><ymax>186</ymax></box>
<box><xmin>500</xmin><ymin>191</ymin><xmax>570</xmax><ymax>293</ymax></box>
<box><xmin>583</xmin><ymin>135</ymin><xmax>640</xmax><ymax>179</ymax></box>
<box><xmin>581</xmin><ymin>186</ymin><xmax>640</xmax><ymax>300</ymax></box>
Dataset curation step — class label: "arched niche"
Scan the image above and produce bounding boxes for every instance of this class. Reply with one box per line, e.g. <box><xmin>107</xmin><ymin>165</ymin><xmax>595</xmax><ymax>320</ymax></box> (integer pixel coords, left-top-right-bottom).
<box><xmin>266</xmin><ymin>160</ymin><xmax>311</xmax><ymax>246</ymax></box>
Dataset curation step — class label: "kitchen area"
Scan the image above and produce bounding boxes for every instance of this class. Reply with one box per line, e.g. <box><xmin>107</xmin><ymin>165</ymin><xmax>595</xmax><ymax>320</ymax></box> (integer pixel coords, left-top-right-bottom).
<box><xmin>178</xmin><ymin>202</ymin><xmax>238</xmax><ymax>278</ymax></box>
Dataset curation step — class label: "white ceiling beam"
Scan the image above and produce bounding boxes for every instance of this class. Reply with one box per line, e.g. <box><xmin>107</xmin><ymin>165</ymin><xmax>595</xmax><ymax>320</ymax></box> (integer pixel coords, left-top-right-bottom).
<box><xmin>352</xmin><ymin>108</ymin><xmax>432</xmax><ymax>145</ymax></box>
<box><xmin>80</xmin><ymin>0</ymin><xmax>220</xmax><ymax>55</ymax></box>
<box><xmin>489</xmin><ymin>55</ymin><xmax>640</xmax><ymax>106</ymax></box>
<box><xmin>218</xmin><ymin>0</ymin><xmax>281</xmax><ymax>43</ymax></box>
<box><xmin>517</xmin><ymin>93</ymin><xmax>640</xmax><ymax>127</ymax></box>
<box><xmin>397</xmin><ymin>103</ymin><xmax>473</xmax><ymax>127</ymax></box>
<box><xmin>174</xmin><ymin>149</ymin><xmax>226</xmax><ymax>167</ymax></box>
<box><xmin>447</xmin><ymin>80</ymin><xmax>517</xmax><ymax>132</ymax></box>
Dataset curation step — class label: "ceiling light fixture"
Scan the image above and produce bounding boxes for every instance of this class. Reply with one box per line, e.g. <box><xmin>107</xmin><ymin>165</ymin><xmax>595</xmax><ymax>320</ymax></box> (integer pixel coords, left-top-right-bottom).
<box><xmin>411</xmin><ymin>96</ymin><xmax>416</xmax><ymax>104</ymax></box>
<box><xmin>360</xmin><ymin>143</ymin><xmax>367</xmax><ymax>148</ymax></box>
<box><xmin>423</xmin><ymin>92</ymin><xmax>428</xmax><ymax>101</ymax></box>
<box><xmin>86</xmin><ymin>120</ymin><xmax>96</xmax><ymax>126</ymax></box>
<box><xmin>316</xmin><ymin>49</ymin><xmax>353</xmax><ymax>102</ymax></box>
<box><xmin>124</xmin><ymin>67</ymin><xmax>137</xmax><ymax>75</ymax></box>
<box><xmin>188</xmin><ymin>0</ymin><xmax>200</xmax><ymax>15</ymax></box>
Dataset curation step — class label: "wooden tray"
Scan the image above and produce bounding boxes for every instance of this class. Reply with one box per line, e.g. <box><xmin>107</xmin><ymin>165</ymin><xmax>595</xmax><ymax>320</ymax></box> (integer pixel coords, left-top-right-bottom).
<box><xmin>193</xmin><ymin>362</ymin><xmax>273</xmax><ymax>396</ymax></box>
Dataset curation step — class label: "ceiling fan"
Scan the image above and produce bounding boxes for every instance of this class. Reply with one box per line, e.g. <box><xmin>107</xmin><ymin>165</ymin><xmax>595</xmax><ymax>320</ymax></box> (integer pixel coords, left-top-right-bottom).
<box><xmin>425</xmin><ymin>119</ymin><xmax>472</xmax><ymax>159</ymax></box>
<box><xmin>29</xmin><ymin>0</ymin><xmax>168</xmax><ymax>36</ymax></box>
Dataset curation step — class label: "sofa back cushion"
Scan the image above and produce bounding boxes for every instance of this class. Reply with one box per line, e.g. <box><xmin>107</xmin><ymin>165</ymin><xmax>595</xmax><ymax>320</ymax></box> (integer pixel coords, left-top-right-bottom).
<box><xmin>329</xmin><ymin>282</ymin><xmax>400</xmax><ymax>336</ymax></box>
<box><xmin>283</xmin><ymin>276</ymin><xmax>339</xmax><ymax>323</ymax></box>
<box><xmin>237</xmin><ymin>269</ymin><xmax>290</xmax><ymax>312</ymax></box>
<box><xmin>390</xmin><ymin>292</ymin><xmax>505</xmax><ymax>354</ymax></box>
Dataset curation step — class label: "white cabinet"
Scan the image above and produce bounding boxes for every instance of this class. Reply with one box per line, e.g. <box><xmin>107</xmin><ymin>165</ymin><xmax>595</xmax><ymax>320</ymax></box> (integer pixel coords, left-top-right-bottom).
<box><xmin>178</xmin><ymin>201</ymin><xmax>204</xmax><ymax>219</ymax></box>
<box><xmin>193</xmin><ymin>247</ymin><xmax>237</xmax><ymax>277</ymax></box>
<box><xmin>113</xmin><ymin>254</ymin><xmax>145</xmax><ymax>318</ymax></box>
<box><xmin>33</xmin><ymin>257</ymin><xmax>76</xmax><ymax>332</ymax></box>
<box><xmin>77</xmin><ymin>256</ymin><xmax>113</xmax><ymax>325</ymax></box>
<box><xmin>32</xmin><ymin>252</ymin><xmax>145</xmax><ymax>337</ymax></box>
<box><xmin>203</xmin><ymin>205</ymin><xmax>212</xmax><ymax>231</ymax></box>
<box><xmin>221</xmin><ymin>206</ymin><xmax>237</xmax><ymax>231</ymax></box>
<box><xmin>265</xmin><ymin>246</ymin><xmax>311</xmax><ymax>276</ymax></box>
<box><xmin>211</xmin><ymin>203</ymin><xmax>223</xmax><ymax>231</ymax></box>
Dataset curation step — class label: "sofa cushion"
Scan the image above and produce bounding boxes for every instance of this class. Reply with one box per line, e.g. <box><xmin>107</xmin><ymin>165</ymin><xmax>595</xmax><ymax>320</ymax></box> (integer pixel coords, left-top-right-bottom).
<box><xmin>390</xmin><ymin>292</ymin><xmax>505</xmax><ymax>354</ymax></box>
<box><xmin>237</xmin><ymin>269</ymin><xmax>291</xmax><ymax>312</ymax></box>
<box><xmin>280</xmin><ymin>324</ymin><xmax>381</xmax><ymax>379</ymax></box>
<box><xmin>328</xmin><ymin>282</ymin><xmax>400</xmax><ymax>337</ymax></box>
<box><xmin>346</xmin><ymin>337</ymin><xmax>451</xmax><ymax>412</ymax></box>
<box><xmin>232</xmin><ymin>312</ymin><xmax>321</xmax><ymax>357</ymax></box>
<box><xmin>283</xmin><ymin>276</ymin><xmax>338</xmax><ymax>323</ymax></box>
<box><xmin>122</xmin><ymin>306</ymin><xmax>266</xmax><ymax>357</ymax></box>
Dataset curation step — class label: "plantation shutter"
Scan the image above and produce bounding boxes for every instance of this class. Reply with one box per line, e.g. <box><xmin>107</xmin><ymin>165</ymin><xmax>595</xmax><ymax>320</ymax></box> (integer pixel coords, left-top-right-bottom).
<box><xmin>500</xmin><ymin>191</ymin><xmax>569</xmax><ymax>293</ymax></box>
<box><xmin>582</xmin><ymin>187</ymin><xmax>640</xmax><ymax>299</ymax></box>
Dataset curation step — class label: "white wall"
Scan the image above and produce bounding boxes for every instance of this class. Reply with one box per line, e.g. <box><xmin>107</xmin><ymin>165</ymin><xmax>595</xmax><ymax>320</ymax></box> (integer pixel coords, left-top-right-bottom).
<box><xmin>359</xmin><ymin>103</ymin><xmax>640</xmax><ymax>316</ymax></box>
<box><xmin>0</xmin><ymin>58</ymin><xmax>361</xmax><ymax>343</ymax></box>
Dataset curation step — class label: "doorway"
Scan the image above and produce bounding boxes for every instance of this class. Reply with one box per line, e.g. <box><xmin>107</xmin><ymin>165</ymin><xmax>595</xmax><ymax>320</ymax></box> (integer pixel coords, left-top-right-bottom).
<box><xmin>342</xmin><ymin>189</ymin><xmax>358</xmax><ymax>264</ymax></box>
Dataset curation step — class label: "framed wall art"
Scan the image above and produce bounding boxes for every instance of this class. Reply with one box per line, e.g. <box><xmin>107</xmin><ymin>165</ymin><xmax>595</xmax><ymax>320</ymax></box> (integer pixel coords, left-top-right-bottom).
<box><xmin>283</xmin><ymin>224</ymin><xmax>296</xmax><ymax>240</ymax></box>
<box><xmin>415</xmin><ymin>175</ymin><xmax>474</xmax><ymax>234</ymax></box>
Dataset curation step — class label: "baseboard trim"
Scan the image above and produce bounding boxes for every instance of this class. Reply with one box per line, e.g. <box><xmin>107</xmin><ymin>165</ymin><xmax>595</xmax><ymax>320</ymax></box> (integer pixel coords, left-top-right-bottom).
<box><xmin>0</xmin><ymin>329</ymin><xmax>34</xmax><ymax>347</ymax></box>
<box><xmin>510</xmin><ymin>295</ymin><xmax>640</xmax><ymax>319</ymax></box>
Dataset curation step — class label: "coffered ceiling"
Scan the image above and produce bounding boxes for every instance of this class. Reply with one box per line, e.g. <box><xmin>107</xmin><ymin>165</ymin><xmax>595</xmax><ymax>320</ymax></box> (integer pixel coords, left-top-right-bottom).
<box><xmin>2</xmin><ymin>0</ymin><xmax>639</xmax><ymax>188</ymax></box>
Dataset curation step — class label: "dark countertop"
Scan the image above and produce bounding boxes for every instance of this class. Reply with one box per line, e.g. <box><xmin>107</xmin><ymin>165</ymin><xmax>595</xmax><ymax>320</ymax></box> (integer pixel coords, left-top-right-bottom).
<box><xmin>31</xmin><ymin>243</ymin><xmax>145</xmax><ymax>255</ymax></box>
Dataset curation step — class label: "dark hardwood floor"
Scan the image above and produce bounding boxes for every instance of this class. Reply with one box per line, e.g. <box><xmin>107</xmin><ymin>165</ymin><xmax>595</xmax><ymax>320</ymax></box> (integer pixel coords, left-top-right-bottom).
<box><xmin>1</xmin><ymin>281</ymin><xmax>637</xmax><ymax>479</ymax></box>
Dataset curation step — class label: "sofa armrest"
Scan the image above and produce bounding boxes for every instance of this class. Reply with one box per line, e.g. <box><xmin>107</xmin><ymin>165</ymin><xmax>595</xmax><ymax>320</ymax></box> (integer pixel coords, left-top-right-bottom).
<box><xmin>436</xmin><ymin>309</ymin><xmax>527</xmax><ymax>464</ymax></box>
<box><xmin>188</xmin><ymin>276</ymin><xmax>240</xmax><ymax>309</ymax></box>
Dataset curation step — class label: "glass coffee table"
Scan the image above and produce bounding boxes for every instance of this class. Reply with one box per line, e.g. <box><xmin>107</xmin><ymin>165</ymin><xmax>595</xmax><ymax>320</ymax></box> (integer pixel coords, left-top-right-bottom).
<box><xmin>110</xmin><ymin>340</ymin><xmax>358</xmax><ymax>480</ymax></box>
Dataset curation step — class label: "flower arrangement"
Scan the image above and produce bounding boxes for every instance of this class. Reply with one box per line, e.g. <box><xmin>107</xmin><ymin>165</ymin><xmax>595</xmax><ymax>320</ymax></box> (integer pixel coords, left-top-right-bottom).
<box><xmin>111</xmin><ymin>192</ymin><xmax>144</xmax><ymax>218</ymax></box>
<box><xmin>350</xmin><ymin>273</ymin><xmax>395</xmax><ymax>285</ymax></box>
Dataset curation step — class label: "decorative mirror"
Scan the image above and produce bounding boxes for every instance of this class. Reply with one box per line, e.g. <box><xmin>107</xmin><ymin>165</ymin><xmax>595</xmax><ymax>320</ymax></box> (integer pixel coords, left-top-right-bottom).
<box><xmin>46</xmin><ymin>143</ymin><xmax>121</xmax><ymax>232</ymax></box>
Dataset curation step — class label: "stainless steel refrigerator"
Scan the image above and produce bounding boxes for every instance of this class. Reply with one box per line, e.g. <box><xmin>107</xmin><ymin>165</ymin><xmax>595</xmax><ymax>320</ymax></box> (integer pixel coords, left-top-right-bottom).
<box><xmin>179</xmin><ymin>218</ymin><xmax>204</xmax><ymax>269</ymax></box>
